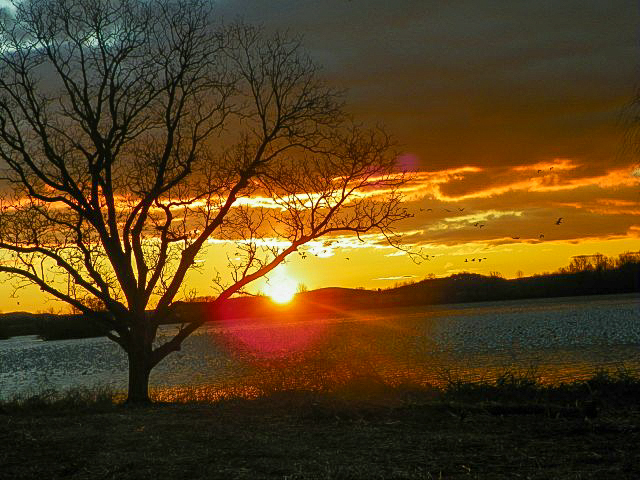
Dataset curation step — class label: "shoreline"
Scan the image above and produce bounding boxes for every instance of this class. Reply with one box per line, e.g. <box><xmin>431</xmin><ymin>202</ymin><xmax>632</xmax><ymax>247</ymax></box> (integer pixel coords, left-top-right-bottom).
<box><xmin>1</xmin><ymin>291</ymin><xmax>637</xmax><ymax>342</ymax></box>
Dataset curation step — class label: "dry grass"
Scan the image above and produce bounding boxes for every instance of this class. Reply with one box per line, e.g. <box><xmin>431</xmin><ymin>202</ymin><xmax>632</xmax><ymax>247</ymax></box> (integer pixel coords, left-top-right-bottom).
<box><xmin>1</xmin><ymin>370</ymin><xmax>639</xmax><ymax>479</ymax></box>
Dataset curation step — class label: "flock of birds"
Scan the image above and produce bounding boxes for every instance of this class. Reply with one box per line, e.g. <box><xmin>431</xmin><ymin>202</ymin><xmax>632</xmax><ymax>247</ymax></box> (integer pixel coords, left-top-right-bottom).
<box><xmin>465</xmin><ymin>257</ymin><xmax>487</xmax><ymax>263</ymax></box>
<box><xmin>292</xmin><ymin>171</ymin><xmax>568</xmax><ymax>264</ymax></box>
<box><xmin>292</xmin><ymin>205</ymin><xmax>565</xmax><ymax>265</ymax></box>
<box><xmin>412</xmin><ymin>205</ymin><xmax>566</xmax><ymax>265</ymax></box>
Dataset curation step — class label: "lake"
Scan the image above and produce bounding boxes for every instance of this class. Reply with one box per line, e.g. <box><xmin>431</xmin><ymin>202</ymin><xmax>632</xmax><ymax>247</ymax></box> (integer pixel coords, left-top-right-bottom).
<box><xmin>1</xmin><ymin>293</ymin><xmax>639</xmax><ymax>400</ymax></box>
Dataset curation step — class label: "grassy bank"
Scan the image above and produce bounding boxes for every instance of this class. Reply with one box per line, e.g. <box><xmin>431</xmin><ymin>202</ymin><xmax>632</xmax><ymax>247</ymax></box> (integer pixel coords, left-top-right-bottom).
<box><xmin>1</xmin><ymin>370</ymin><xmax>639</xmax><ymax>479</ymax></box>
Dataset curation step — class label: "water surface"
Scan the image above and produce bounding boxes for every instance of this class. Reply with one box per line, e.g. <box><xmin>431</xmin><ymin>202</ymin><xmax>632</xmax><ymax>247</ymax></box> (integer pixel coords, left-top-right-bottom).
<box><xmin>1</xmin><ymin>293</ymin><xmax>638</xmax><ymax>399</ymax></box>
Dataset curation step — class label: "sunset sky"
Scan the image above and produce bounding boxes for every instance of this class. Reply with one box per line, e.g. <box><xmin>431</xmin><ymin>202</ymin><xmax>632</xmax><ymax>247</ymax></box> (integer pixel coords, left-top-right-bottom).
<box><xmin>0</xmin><ymin>0</ymin><xmax>638</xmax><ymax>311</ymax></box>
<box><xmin>206</xmin><ymin>1</ymin><xmax>640</xmax><ymax>294</ymax></box>
<box><xmin>213</xmin><ymin>1</ymin><xmax>639</xmax><ymax>289</ymax></box>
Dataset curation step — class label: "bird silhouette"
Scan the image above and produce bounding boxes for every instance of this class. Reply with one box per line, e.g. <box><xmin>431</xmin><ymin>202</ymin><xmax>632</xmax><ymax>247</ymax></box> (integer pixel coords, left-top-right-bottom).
<box><xmin>555</xmin><ymin>217</ymin><xmax>563</xmax><ymax>225</ymax></box>
<box><xmin>537</xmin><ymin>169</ymin><xmax>542</xmax><ymax>174</ymax></box>
<box><xmin>511</xmin><ymin>236</ymin><xmax>520</xmax><ymax>239</ymax></box>
<box><xmin>479</xmin><ymin>224</ymin><xmax>485</xmax><ymax>228</ymax></box>
<box><xmin>539</xmin><ymin>234</ymin><xmax>545</xmax><ymax>239</ymax></box>
<box><xmin>465</xmin><ymin>259</ymin><xmax>468</xmax><ymax>262</ymax></box>
<box><xmin>444</xmin><ymin>208</ymin><xmax>452</xmax><ymax>212</ymax></box>
<box><xmin>427</xmin><ymin>208</ymin><xmax>433</xmax><ymax>211</ymax></box>
<box><xmin>458</xmin><ymin>207</ymin><xmax>465</xmax><ymax>212</ymax></box>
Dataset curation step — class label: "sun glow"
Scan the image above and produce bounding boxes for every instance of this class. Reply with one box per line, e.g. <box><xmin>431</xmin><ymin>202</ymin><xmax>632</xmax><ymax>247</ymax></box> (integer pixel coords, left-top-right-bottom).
<box><xmin>264</xmin><ymin>267</ymin><xmax>298</xmax><ymax>304</ymax></box>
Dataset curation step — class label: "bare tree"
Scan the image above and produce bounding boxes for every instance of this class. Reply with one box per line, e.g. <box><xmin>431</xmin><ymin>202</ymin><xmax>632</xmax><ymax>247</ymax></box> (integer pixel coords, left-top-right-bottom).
<box><xmin>0</xmin><ymin>0</ymin><xmax>412</xmax><ymax>403</ymax></box>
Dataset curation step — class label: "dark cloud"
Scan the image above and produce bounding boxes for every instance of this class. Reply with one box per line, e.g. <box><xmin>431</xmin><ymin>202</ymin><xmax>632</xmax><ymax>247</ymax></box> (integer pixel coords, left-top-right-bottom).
<box><xmin>218</xmin><ymin>0</ymin><xmax>638</xmax><ymax>170</ymax></box>
<box><xmin>214</xmin><ymin>1</ymin><xmax>640</xmax><ymax>253</ymax></box>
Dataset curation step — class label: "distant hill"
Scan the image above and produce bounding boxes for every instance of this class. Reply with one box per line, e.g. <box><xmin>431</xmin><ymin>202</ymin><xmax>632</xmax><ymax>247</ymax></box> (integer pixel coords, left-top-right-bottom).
<box><xmin>170</xmin><ymin>287</ymin><xmax>381</xmax><ymax>324</ymax></box>
<box><xmin>178</xmin><ymin>260</ymin><xmax>639</xmax><ymax>322</ymax></box>
<box><xmin>2</xmin><ymin>255</ymin><xmax>638</xmax><ymax>341</ymax></box>
<box><xmin>376</xmin><ymin>267</ymin><xmax>639</xmax><ymax>307</ymax></box>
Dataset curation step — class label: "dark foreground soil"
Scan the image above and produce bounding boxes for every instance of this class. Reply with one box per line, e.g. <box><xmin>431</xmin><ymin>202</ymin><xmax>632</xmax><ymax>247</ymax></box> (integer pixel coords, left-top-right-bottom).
<box><xmin>1</xmin><ymin>395</ymin><xmax>639</xmax><ymax>480</ymax></box>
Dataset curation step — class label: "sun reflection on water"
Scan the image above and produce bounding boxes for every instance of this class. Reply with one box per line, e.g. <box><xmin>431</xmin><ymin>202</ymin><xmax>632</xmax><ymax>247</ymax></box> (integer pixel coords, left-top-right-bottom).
<box><xmin>2</xmin><ymin>295</ymin><xmax>639</xmax><ymax>401</ymax></box>
<box><xmin>149</xmin><ymin>297</ymin><xmax>640</xmax><ymax>404</ymax></box>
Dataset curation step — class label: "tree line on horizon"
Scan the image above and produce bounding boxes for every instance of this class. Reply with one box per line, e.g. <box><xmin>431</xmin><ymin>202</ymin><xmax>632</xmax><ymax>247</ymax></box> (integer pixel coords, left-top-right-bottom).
<box><xmin>372</xmin><ymin>251</ymin><xmax>640</xmax><ymax>307</ymax></box>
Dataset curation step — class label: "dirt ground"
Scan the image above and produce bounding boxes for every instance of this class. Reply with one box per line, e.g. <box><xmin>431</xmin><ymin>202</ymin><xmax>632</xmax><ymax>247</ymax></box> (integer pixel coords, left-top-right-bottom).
<box><xmin>1</xmin><ymin>395</ymin><xmax>639</xmax><ymax>479</ymax></box>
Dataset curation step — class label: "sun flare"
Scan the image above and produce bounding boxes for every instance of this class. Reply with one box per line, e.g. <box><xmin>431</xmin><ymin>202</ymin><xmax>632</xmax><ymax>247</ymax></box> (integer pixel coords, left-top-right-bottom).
<box><xmin>264</xmin><ymin>267</ymin><xmax>298</xmax><ymax>304</ymax></box>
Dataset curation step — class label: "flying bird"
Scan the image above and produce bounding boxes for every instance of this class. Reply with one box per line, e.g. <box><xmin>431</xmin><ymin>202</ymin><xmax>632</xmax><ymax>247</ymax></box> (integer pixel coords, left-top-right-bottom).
<box><xmin>555</xmin><ymin>217</ymin><xmax>563</xmax><ymax>225</ymax></box>
<box><xmin>511</xmin><ymin>236</ymin><xmax>520</xmax><ymax>240</ymax></box>
<box><xmin>539</xmin><ymin>234</ymin><xmax>545</xmax><ymax>239</ymax></box>
<box><xmin>458</xmin><ymin>207</ymin><xmax>465</xmax><ymax>212</ymax></box>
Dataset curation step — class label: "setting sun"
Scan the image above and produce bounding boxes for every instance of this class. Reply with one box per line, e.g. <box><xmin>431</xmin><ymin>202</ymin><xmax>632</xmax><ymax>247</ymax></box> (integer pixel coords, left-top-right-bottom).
<box><xmin>264</xmin><ymin>267</ymin><xmax>298</xmax><ymax>304</ymax></box>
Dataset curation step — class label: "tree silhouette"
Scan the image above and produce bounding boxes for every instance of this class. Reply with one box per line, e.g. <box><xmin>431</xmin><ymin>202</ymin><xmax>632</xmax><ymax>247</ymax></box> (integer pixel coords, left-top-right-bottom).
<box><xmin>0</xmin><ymin>0</ymin><xmax>411</xmax><ymax>402</ymax></box>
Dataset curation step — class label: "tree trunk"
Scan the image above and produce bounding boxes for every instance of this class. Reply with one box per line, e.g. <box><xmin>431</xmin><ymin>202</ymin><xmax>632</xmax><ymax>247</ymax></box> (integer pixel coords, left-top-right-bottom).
<box><xmin>126</xmin><ymin>345</ymin><xmax>152</xmax><ymax>404</ymax></box>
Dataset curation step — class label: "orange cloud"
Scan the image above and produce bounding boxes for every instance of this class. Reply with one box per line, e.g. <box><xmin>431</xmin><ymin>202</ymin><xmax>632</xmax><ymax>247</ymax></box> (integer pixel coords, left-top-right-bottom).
<box><xmin>386</xmin><ymin>166</ymin><xmax>484</xmax><ymax>202</ymax></box>
<box><xmin>373</xmin><ymin>275</ymin><xmax>417</xmax><ymax>281</ymax></box>
<box><xmin>596</xmin><ymin>198</ymin><xmax>638</xmax><ymax>207</ymax></box>
<box><xmin>511</xmin><ymin>158</ymin><xmax>579</xmax><ymax>173</ymax></box>
<box><xmin>554</xmin><ymin>197</ymin><xmax>640</xmax><ymax>216</ymax></box>
<box><xmin>627</xmin><ymin>225</ymin><xmax>640</xmax><ymax>235</ymax></box>
<box><xmin>428</xmin><ymin>164</ymin><xmax>639</xmax><ymax>202</ymax></box>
